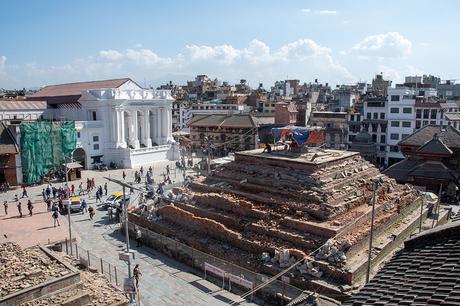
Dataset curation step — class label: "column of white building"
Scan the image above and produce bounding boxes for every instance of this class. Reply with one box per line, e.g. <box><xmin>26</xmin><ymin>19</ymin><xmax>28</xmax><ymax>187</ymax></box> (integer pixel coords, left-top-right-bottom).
<box><xmin>113</xmin><ymin>105</ymin><xmax>172</xmax><ymax>149</ymax></box>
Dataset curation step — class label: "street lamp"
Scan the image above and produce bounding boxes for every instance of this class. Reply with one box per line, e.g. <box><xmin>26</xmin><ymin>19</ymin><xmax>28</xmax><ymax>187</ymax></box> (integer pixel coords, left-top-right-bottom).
<box><xmin>63</xmin><ymin>155</ymin><xmax>73</xmax><ymax>256</ymax></box>
<box><xmin>103</xmin><ymin>176</ymin><xmax>144</xmax><ymax>302</ymax></box>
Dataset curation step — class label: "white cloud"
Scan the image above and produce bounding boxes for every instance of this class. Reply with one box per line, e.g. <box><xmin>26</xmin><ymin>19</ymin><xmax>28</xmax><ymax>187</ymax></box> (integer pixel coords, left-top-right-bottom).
<box><xmin>98</xmin><ymin>50</ymin><xmax>123</xmax><ymax>61</ymax></box>
<box><xmin>302</xmin><ymin>9</ymin><xmax>338</xmax><ymax>15</ymax></box>
<box><xmin>349</xmin><ymin>32</ymin><xmax>412</xmax><ymax>58</ymax></box>
<box><xmin>0</xmin><ymin>56</ymin><xmax>6</xmax><ymax>79</ymax></box>
<box><xmin>125</xmin><ymin>48</ymin><xmax>173</xmax><ymax>65</ymax></box>
<box><xmin>318</xmin><ymin>10</ymin><xmax>337</xmax><ymax>15</ymax></box>
<box><xmin>4</xmin><ymin>39</ymin><xmax>354</xmax><ymax>88</ymax></box>
<box><xmin>377</xmin><ymin>64</ymin><xmax>423</xmax><ymax>84</ymax></box>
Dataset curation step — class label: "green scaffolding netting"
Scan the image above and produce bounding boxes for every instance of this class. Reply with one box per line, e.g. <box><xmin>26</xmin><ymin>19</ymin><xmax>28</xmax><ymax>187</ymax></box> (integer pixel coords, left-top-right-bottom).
<box><xmin>20</xmin><ymin>121</ymin><xmax>77</xmax><ymax>185</ymax></box>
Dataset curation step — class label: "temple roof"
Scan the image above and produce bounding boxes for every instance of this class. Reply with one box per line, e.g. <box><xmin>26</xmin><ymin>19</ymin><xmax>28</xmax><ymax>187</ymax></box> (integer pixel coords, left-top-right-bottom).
<box><xmin>416</xmin><ymin>136</ymin><xmax>453</xmax><ymax>155</ymax></box>
<box><xmin>399</xmin><ymin>125</ymin><xmax>460</xmax><ymax>149</ymax></box>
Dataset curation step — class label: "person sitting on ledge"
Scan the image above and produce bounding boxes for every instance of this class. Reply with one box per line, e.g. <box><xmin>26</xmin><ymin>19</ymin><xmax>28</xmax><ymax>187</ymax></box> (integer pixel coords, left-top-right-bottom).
<box><xmin>262</xmin><ymin>143</ymin><xmax>272</xmax><ymax>153</ymax></box>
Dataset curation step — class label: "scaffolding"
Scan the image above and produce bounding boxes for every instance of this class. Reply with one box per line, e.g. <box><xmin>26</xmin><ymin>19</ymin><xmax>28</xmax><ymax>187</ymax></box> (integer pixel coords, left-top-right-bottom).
<box><xmin>20</xmin><ymin>121</ymin><xmax>77</xmax><ymax>185</ymax></box>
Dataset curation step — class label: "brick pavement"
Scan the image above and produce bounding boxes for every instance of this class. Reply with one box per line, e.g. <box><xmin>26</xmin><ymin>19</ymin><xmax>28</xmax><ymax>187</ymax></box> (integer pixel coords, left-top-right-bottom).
<box><xmin>0</xmin><ymin>194</ymin><xmax>69</xmax><ymax>248</ymax></box>
<box><xmin>0</xmin><ymin>160</ymin><xmax>259</xmax><ymax>305</ymax></box>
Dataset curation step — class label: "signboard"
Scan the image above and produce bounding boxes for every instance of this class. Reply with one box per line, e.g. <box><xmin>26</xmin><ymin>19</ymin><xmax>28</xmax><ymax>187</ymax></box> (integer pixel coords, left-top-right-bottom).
<box><xmin>119</xmin><ymin>252</ymin><xmax>130</xmax><ymax>262</ymax></box>
<box><xmin>204</xmin><ymin>263</ymin><xmax>224</xmax><ymax>278</ymax></box>
<box><xmin>123</xmin><ymin>277</ymin><xmax>136</xmax><ymax>293</ymax></box>
<box><xmin>229</xmin><ymin>274</ymin><xmax>253</xmax><ymax>290</ymax></box>
<box><xmin>204</xmin><ymin>262</ymin><xmax>225</xmax><ymax>288</ymax></box>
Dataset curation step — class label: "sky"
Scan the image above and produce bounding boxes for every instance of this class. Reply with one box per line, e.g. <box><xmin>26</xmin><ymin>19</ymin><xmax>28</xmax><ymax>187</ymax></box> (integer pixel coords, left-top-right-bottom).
<box><xmin>1</xmin><ymin>0</ymin><xmax>459</xmax><ymax>89</ymax></box>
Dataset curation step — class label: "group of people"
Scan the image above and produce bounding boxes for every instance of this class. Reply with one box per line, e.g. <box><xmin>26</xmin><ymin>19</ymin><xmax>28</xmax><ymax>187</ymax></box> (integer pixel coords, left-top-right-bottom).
<box><xmin>134</xmin><ymin>166</ymin><xmax>154</xmax><ymax>184</ymax></box>
<box><xmin>3</xmin><ymin>199</ymin><xmax>34</xmax><ymax>218</ymax></box>
<box><xmin>42</xmin><ymin>184</ymin><xmax>70</xmax><ymax>201</ymax></box>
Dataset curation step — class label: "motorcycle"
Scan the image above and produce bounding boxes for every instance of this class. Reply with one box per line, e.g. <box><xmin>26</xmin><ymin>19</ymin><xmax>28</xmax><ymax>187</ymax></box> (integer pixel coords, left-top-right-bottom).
<box><xmin>93</xmin><ymin>163</ymin><xmax>108</xmax><ymax>171</ymax></box>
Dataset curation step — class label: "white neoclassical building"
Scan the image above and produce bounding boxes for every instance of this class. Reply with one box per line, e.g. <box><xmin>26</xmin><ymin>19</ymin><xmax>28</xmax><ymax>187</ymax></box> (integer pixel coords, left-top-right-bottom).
<box><xmin>77</xmin><ymin>88</ymin><xmax>179</xmax><ymax>168</ymax></box>
<box><xmin>30</xmin><ymin>78</ymin><xmax>179</xmax><ymax>169</ymax></box>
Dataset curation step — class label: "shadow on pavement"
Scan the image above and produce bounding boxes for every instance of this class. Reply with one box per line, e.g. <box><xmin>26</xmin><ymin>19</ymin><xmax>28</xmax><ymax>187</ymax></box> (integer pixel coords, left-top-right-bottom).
<box><xmin>37</xmin><ymin>225</ymin><xmax>56</xmax><ymax>231</ymax></box>
<box><xmin>189</xmin><ymin>280</ymin><xmax>213</xmax><ymax>293</ymax></box>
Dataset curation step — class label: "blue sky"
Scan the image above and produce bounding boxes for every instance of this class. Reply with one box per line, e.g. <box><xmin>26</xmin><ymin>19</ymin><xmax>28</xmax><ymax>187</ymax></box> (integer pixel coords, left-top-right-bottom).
<box><xmin>1</xmin><ymin>0</ymin><xmax>459</xmax><ymax>88</ymax></box>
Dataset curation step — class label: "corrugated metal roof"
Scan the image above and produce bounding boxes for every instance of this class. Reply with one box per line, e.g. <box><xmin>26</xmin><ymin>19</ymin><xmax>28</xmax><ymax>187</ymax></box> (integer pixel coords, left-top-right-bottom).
<box><xmin>0</xmin><ymin>100</ymin><xmax>47</xmax><ymax>110</ymax></box>
<box><xmin>188</xmin><ymin>114</ymin><xmax>258</xmax><ymax>128</ymax></box>
<box><xmin>29</xmin><ymin>78</ymin><xmax>133</xmax><ymax>98</ymax></box>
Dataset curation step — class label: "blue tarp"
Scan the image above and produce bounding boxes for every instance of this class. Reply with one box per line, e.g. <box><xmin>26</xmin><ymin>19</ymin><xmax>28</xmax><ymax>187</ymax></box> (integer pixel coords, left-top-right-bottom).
<box><xmin>272</xmin><ymin>126</ymin><xmax>310</xmax><ymax>145</ymax></box>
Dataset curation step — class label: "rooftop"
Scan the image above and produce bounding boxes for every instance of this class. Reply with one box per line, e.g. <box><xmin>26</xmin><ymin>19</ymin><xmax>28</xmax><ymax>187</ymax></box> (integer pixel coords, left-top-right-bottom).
<box><xmin>188</xmin><ymin>114</ymin><xmax>258</xmax><ymax>128</ymax></box>
<box><xmin>29</xmin><ymin>78</ymin><xmax>135</xmax><ymax>98</ymax></box>
<box><xmin>343</xmin><ymin>222</ymin><xmax>460</xmax><ymax>305</ymax></box>
<box><xmin>0</xmin><ymin>100</ymin><xmax>47</xmax><ymax>111</ymax></box>
<box><xmin>398</xmin><ymin>125</ymin><xmax>460</xmax><ymax>149</ymax></box>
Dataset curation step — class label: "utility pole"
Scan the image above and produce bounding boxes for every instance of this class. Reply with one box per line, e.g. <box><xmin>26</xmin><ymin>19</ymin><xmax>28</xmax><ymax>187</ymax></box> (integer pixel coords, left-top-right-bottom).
<box><xmin>103</xmin><ymin>176</ymin><xmax>144</xmax><ymax>303</ymax></box>
<box><xmin>122</xmin><ymin>184</ymin><xmax>132</xmax><ymax>303</ymax></box>
<box><xmin>366</xmin><ymin>179</ymin><xmax>378</xmax><ymax>283</ymax></box>
<box><xmin>64</xmin><ymin>156</ymin><xmax>73</xmax><ymax>256</ymax></box>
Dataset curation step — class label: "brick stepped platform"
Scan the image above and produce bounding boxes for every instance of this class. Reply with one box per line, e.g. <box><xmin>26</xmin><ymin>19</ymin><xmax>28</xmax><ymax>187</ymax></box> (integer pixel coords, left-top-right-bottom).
<box><xmin>131</xmin><ymin>148</ymin><xmax>420</xmax><ymax>300</ymax></box>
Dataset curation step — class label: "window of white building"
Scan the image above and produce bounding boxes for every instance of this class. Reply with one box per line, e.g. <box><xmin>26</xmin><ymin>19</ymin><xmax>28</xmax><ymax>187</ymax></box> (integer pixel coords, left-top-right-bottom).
<box><xmin>390</xmin><ymin>108</ymin><xmax>399</xmax><ymax>113</ymax></box>
<box><xmin>403</xmin><ymin>107</ymin><xmax>412</xmax><ymax>114</ymax></box>
<box><xmin>391</xmin><ymin>121</ymin><xmax>400</xmax><ymax>127</ymax></box>
<box><xmin>402</xmin><ymin>121</ymin><xmax>411</xmax><ymax>128</ymax></box>
<box><xmin>390</xmin><ymin>133</ymin><xmax>399</xmax><ymax>140</ymax></box>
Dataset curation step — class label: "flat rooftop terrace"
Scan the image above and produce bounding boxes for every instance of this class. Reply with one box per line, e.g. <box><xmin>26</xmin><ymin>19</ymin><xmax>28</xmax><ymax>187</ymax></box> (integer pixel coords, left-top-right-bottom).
<box><xmin>236</xmin><ymin>147</ymin><xmax>360</xmax><ymax>168</ymax></box>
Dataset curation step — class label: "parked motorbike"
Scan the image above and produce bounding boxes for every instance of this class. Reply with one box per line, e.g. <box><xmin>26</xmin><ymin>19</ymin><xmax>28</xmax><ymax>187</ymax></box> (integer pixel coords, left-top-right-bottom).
<box><xmin>93</xmin><ymin>163</ymin><xmax>108</xmax><ymax>171</ymax></box>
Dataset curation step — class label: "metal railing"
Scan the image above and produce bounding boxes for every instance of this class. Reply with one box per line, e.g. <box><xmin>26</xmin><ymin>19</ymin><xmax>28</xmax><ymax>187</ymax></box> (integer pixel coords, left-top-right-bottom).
<box><xmin>128</xmin><ymin>220</ymin><xmax>304</xmax><ymax>302</ymax></box>
<box><xmin>60</xmin><ymin>238</ymin><xmax>127</xmax><ymax>289</ymax></box>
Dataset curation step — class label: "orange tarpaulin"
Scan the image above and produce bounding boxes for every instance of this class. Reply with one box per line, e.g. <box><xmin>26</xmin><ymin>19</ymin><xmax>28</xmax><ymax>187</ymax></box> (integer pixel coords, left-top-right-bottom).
<box><xmin>306</xmin><ymin>129</ymin><xmax>324</xmax><ymax>145</ymax></box>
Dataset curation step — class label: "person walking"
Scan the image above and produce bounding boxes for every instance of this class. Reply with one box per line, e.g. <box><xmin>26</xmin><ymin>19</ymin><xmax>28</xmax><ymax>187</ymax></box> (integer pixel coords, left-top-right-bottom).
<box><xmin>104</xmin><ymin>182</ymin><xmax>108</xmax><ymax>196</ymax></box>
<box><xmin>17</xmin><ymin>202</ymin><xmax>22</xmax><ymax>218</ymax></box>
<box><xmin>95</xmin><ymin>190</ymin><xmax>101</xmax><ymax>203</ymax></box>
<box><xmin>71</xmin><ymin>184</ymin><xmax>75</xmax><ymax>196</ymax></box>
<box><xmin>42</xmin><ymin>189</ymin><xmax>47</xmax><ymax>202</ymax></box>
<box><xmin>27</xmin><ymin>200</ymin><xmax>33</xmax><ymax>216</ymax></box>
<box><xmin>81</xmin><ymin>199</ymin><xmax>87</xmax><ymax>214</ymax></box>
<box><xmin>3</xmin><ymin>201</ymin><xmax>8</xmax><ymax>215</ymax></box>
<box><xmin>88</xmin><ymin>205</ymin><xmax>95</xmax><ymax>220</ymax></box>
<box><xmin>166</xmin><ymin>164</ymin><xmax>170</xmax><ymax>176</ymax></box>
<box><xmin>135</xmin><ymin>227</ymin><xmax>142</xmax><ymax>247</ymax></box>
<box><xmin>78</xmin><ymin>182</ymin><xmax>83</xmax><ymax>195</ymax></box>
<box><xmin>14</xmin><ymin>194</ymin><xmax>19</xmax><ymax>202</ymax></box>
<box><xmin>22</xmin><ymin>186</ymin><xmax>28</xmax><ymax>198</ymax></box>
<box><xmin>133</xmin><ymin>264</ymin><xmax>142</xmax><ymax>290</ymax></box>
<box><xmin>108</xmin><ymin>206</ymin><xmax>113</xmax><ymax>220</ymax></box>
<box><xmin>122</xmin><ymin>170</ymin><xmax>126</xmax><ymax>180</ymax></box>
<box><xmin>140</xmin><ymin>166</ymin><xmax>144</xmax><ymax>177</ymax></box>
<box><xmin>46</xmin><ymin>198</ymin><xmax>52</xmax><ymax>211</ymax></box>
<box><xmin>52</xmin><ymin>209</ymin><xmax>60</xmax><ymax>227</ymax></box>
<box><xmin>46</xmin><ymin>186</ymin><xmax>51</xmax><ymax>199</ymax></box>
